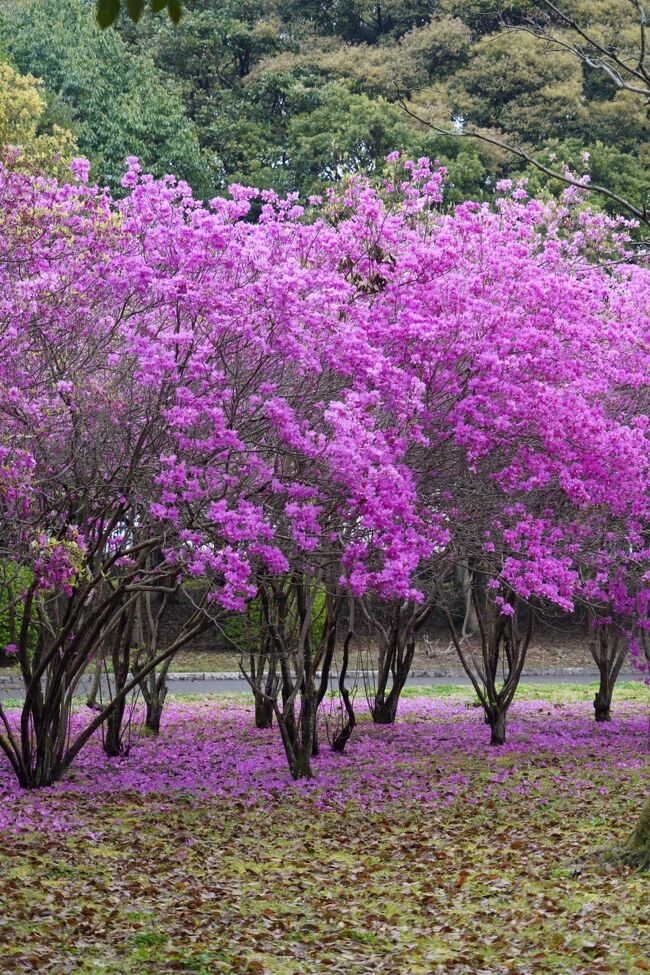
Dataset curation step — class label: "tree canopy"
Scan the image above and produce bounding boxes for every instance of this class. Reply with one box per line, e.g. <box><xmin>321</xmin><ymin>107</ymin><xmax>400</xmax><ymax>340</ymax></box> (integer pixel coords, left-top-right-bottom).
<box><xmin>0</xmin><ymin>153</ymin><xmax>648</xmax><ymax>785</ymax></box>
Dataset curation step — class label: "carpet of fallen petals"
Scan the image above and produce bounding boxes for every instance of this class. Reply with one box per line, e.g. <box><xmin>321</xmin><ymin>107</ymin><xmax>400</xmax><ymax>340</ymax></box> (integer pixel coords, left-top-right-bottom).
<box><xmin>0</xmin><ymin>688</ymin><xmax>648</xmax><ymax>974</ymax></box>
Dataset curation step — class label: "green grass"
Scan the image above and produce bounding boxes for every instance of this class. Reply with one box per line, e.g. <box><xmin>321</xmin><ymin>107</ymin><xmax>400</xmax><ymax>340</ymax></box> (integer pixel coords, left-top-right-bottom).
<box><xmin>170</xmin><ymin>680</ymin><xmax>648</xmax><ymax>706</ymax></box>
<box><xmin>401</xmin><ymin>679</ymin><xmax>649</xmax><ymax>704</ymax></box>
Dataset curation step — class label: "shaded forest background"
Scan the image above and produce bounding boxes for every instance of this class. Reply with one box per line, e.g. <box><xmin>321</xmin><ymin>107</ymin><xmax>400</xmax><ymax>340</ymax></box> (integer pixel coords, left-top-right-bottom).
<box><xmin>0</xmin><ymin>0</ymin><xmax>647</xmax><ymax>213</ymax></box>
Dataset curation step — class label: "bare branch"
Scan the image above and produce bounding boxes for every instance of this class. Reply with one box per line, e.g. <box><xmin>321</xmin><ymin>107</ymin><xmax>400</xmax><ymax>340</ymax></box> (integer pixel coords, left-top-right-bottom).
<box><xmin>531</xmin><ymin>1</ymin><xmax>650</xmax><ymax>91</ymax></box>
<box><xmin>396</xmin><ymin>91</ymin><xmax>649</xmax><ymax>228</ymax></box>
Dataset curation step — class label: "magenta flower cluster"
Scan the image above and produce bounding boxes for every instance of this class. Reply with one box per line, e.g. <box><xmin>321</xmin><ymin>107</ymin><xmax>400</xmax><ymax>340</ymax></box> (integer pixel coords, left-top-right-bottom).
<box><xmin>0</xmin><ymin>152</ymin><xmax>648</xmax><ymax>656</ymax></box>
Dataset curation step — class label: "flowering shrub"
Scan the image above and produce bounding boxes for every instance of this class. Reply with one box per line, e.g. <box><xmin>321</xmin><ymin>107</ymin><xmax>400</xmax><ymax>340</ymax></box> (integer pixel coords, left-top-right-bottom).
<box><xmin>0</xmin><ymin>153</ymin><xmax>647</xmax><ymax>784</ymax></box>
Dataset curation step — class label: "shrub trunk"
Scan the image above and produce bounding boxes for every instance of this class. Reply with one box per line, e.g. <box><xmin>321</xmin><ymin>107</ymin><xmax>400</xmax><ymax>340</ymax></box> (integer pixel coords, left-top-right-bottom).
<box><xmin>487</xmin><ymin>705</ymin><xmax>507</xmax><ymax>746</ymax></box>
<box><xmin>254</xmin><ymin>694</ymin><xmax>274</xmax><ymax>730</ymax></box>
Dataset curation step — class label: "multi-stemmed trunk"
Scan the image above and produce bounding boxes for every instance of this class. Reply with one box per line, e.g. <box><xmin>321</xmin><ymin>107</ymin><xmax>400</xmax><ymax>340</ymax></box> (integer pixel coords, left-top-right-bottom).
<box><xmin>363</xmin><ymin>595</ymin><xmax>435</xmax><ymax>725</ymax></box>
<box><xmin>132</xmin><ymin>562</ymin><xmax>179</xmax><ymax>734</ymax></box>
<box><xmin>588</xmin><ymin>621</ymin><xmax>628</xmax><ymax>723</ymax></box>
<box><xmin>136</xmin><ymin>662</ymin><xmax>172</xmax><ymax>734</ymax></box>
<box><xmin>372</xmin><ymin>628</ymin><xmax>415</xmax><ymax>725</ymax></box>
<box><xmin>0</xmin><ymin>583</ymin><xmax>127</xmax><ymax>788</ymax></box>
<box><xmin>243</xmin><ymin>574</ymin><xmax>344</xmax><ymax>780</ymax></box>
<box><xmin>444</xmin><ymin>583</ymin><xmax>533</xmax><ymax>747</ymax></box>
<box><xmin>271</xmin><ymin>577</ymin><xmax>331</xmax><ymax>779</ymax></box>
<box><xmin>275</xmin><ymin>674</ymin><xmax>318</xmax><ymax>779</ymax></box>
<box><xmin>0</xmin><ymin>576</ymin><xmax>213</xmax><ymax>789</ymax></box>
<box><xmin>485</xmin><ymin>704</ymin><xmax>508</xmax><ymax>746</ymax></box>
<box><xmin>144</xmin><ymin>689</ymin><xmax>167</xmax><ymax>733</ymax></box>
<box><xmin>12</xmin><ymin>686</ymin><xmax>77</xmax><ymax>789</ymax></box>
<box><xmin>133</xmin><ymin>649</ymin><xmax>172</xmax><ymax>734</ymax></box>
<box><xmin>102</xmin><ymin>597</ymin><xmax>137</xmax><ymax>757</ymax></box>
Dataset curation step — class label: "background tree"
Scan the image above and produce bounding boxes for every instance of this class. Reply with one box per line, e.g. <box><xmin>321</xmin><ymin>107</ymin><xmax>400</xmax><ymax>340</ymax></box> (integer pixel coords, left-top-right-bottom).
<box><xmin>0</xmin><ymin>60</ymin><xmax>77</xmax><ymax>176</ymax></box>
<box><xmin>0</xmin><ymin>0</ymin><xmax>219</xmax><ymax>194</ymax></box>
<box><xmin>2</xmin><ymin>0</ymin><xmax>644</xmax><ymax>209</ymax></box>
<box><xmin>406</xmin><ymin>0</ymin><xmax>650</xmax><ymax>226</ymax></box>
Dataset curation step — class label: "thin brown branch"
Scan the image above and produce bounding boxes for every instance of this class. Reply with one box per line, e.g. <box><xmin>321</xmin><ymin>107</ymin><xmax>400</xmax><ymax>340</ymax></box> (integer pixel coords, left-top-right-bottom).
<box><xmin>396</xmin><ymin>92</ymin><xmax>649</xmax><ymax>226</ymax></box>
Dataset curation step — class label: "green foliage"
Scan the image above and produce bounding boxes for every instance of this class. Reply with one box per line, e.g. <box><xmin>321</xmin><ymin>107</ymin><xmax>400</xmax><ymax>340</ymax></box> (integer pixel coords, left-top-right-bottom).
<box><xmin>96</xmin><ymin>0</ymin><xmax>183</xmax><ymax>29</ymax></box>
<box><xmin>280</xmin><ymin>0</ymin><xmax>441</xmax><ymax>44</ymax></box>
<box><xmin>449</xmin><ymin>30</ymin><xmax>583</xmax><ymax>143</ymax></box>
<box><xmin>517</xmin><ymin>138</ymin><xmax>650</xmax><ymax>219</ymax></box>
<box><xmin>0</xmin><ymin>563</ymin><xmax>37</xmax><ymax>664</ymax></box>
<box><xmin>286</xmin><ymin>82</ymin><xmax>413</xmax><ymax>187</ymax></box>
<box><xmin>0</xmin><ymin>0</ymin><xmax>220</xmax><ymax>194</ymax></box>
<box><xmin>0</xmin><ymin>59</ymin><xmax>78</xmax><ymax>177</ymax></box>
<box><xmin>219</xmin><ymin>585</ymin><xmax>328</xmax><ymax>653</ymax></box>
<box><xmin>1</xmin><ymin>0</ymin><xmax>647</xmax><ymax>213</ymax></box>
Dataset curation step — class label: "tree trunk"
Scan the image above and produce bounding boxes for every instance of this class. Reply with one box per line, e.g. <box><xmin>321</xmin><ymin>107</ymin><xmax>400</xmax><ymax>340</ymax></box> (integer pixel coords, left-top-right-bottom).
<box><xmin>2</xmin><ymin>589</ymin><xmax>213</xmax><ymax>790</ymax></box>
<box><xmin>289</xmin><ymin>748</ymin><xmax>313</xmax><ymax>780</ymax></box>
<box><xmin>330</xmin><ymin>630</ymin><xmax>356</xmax><ymax>753</ymax></box>
<box><xmin>276</xmin><ymin>708</ymin><xmax>314</xmax><ymax>780</ymax></box>
<box><xmin>589</xmin><ymin>622</ymin><xmax>626</xmax><ymax>722</ymax></box>
<box><xmin>274</xmin><ymin>683</ymin><xmax>317</xmax><ymax>781</ymax></box>
<box><xmin>145</xmin><ymin>693</ymin><xmax>166</xmax><ymax>733</ymax></box>
<box><xmin>102</xmin><ymin>598</ymin><xmax>135</xmax><ymax>756</ymax></box>
<box><xmin>140</xmin><ymin>673</ymin><xmax>168</xmax><ymax>734</ymax></box>
<box><xmin>254</xmin><ymin>693</ymin><xmax>273</xmax><ymax>729</ymax></box>
<box><xmin>85</xmin><ymin>656</ymin><xmax>102</xmax><ymax>710</ymax></box>
<box><xmin>16</xmin><ymin>735</ymin><xmax>59</xmax><ymax>789</ymax></box>
<box><xmin>444</xmin><ymin>591</ymin><xmax>532</xmax><ymax>749</ymax></box>
<box><xmin>311</xmin><ymin>721</ymin><xmax>320</xmax><ymax>757</ymax></box>
<box><xmin>331</xmin><ymin>723</ymin><xmax>354</xmax><ymax>753</ymax></box>
<box><xmin>17</xmin><ymin>763</ymin><xmax>56</xmax><ymax>790</ymax></box>
<box><xmin>248</xmin><ymin>645</ymin><xmax>277</xmax><ymax>731</ymax></box>
<box><xmin>458</xmin><ymin>565</ymin><xmax>479</xmax><ymax>637</ymax></box>
<box><xmin>372</xmin><ymin>692</ymin><xmax>400</xmax><ymax>725</ymax></box>
<box><xmin>593</xmin><ymin>683</ymin><xmax>612</xmax><ymax>722</ymax></box>
<box><xmin>104</xmin><ymin>697</ymin><xmax>127</xmax><ymax>757</ymax></box>
<box><xmin>372</xmin><ymin>632</ymin><xmax>414</xmax><ymax>725</ymax></box>
<box><xmin>487</xmin><ymin>705</ymin><xmax>507</xmax><ymax>746</ymax></box>
<box><xmin>298</xmin><ymin>680</ymin><xmax>317</xmax><ymax>772</ymax></box>
<box><xmin>623</xmin><ymin>797</ymin><xmax>650</xmax><ymax>869</ymax></box>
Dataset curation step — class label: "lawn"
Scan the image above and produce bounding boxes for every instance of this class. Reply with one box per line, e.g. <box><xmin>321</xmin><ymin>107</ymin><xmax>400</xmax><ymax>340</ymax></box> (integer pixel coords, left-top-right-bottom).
<box><xmin>0</xmin><ymin>685</ymin><xmax>648</xmax><ymax>974</ymax></box>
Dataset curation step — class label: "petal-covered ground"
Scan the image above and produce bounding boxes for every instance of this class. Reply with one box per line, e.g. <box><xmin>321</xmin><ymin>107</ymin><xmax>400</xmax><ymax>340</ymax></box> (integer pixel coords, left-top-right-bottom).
<box><xmin>0</xmin><ymin>685</ymin><xmax>648</xmax><ymax>974</ymax></box>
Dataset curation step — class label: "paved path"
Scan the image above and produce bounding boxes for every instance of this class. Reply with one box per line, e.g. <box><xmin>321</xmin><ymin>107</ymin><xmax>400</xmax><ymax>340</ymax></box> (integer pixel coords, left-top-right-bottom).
<box><xmin>0</xmin><ymin>669</ymin><xmax>638</xmax><ymax>701</ymax></box>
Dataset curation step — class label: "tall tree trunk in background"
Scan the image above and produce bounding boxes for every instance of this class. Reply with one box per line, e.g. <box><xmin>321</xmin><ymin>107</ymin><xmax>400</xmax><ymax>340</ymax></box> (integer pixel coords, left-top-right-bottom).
<box><xmin>85</xmin><ymin>654</ymin><xmax>103</xmax><ymax>710</ymax></box>
<box><xmin>249</xmin><ymin>636</ymin><xmax>277</xmax><ymax>730</ymax></box>
<box><xmin>141</xmin><ymin>666</ymin><xmax>169</xmax><ymax>733</ymax></box>
<box><xmin>457</xmin><ymin>564</ymin><xmax>479</xmax><ymax>638</ymax></box>
<box><xmin>103</xmin><ymin>597</ymin><xmax>137</xmax><ymax>757</ymax></box>
<box><xmin>132</xmin><ymin>556</ymin><xmax>180</xmax><ymax>734</ymax></box>
<box><xmin>330</xmin><ymin>629</ymin><xmax>356</xmax><ymax>753</ymax></box>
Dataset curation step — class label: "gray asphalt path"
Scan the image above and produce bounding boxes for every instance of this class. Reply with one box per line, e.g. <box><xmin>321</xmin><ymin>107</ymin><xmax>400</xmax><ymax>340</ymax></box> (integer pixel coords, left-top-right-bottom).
<box><xmin>0</xmin><ymin>670</ymin><xmax>639</xmax><ymax>701</ymax></box>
